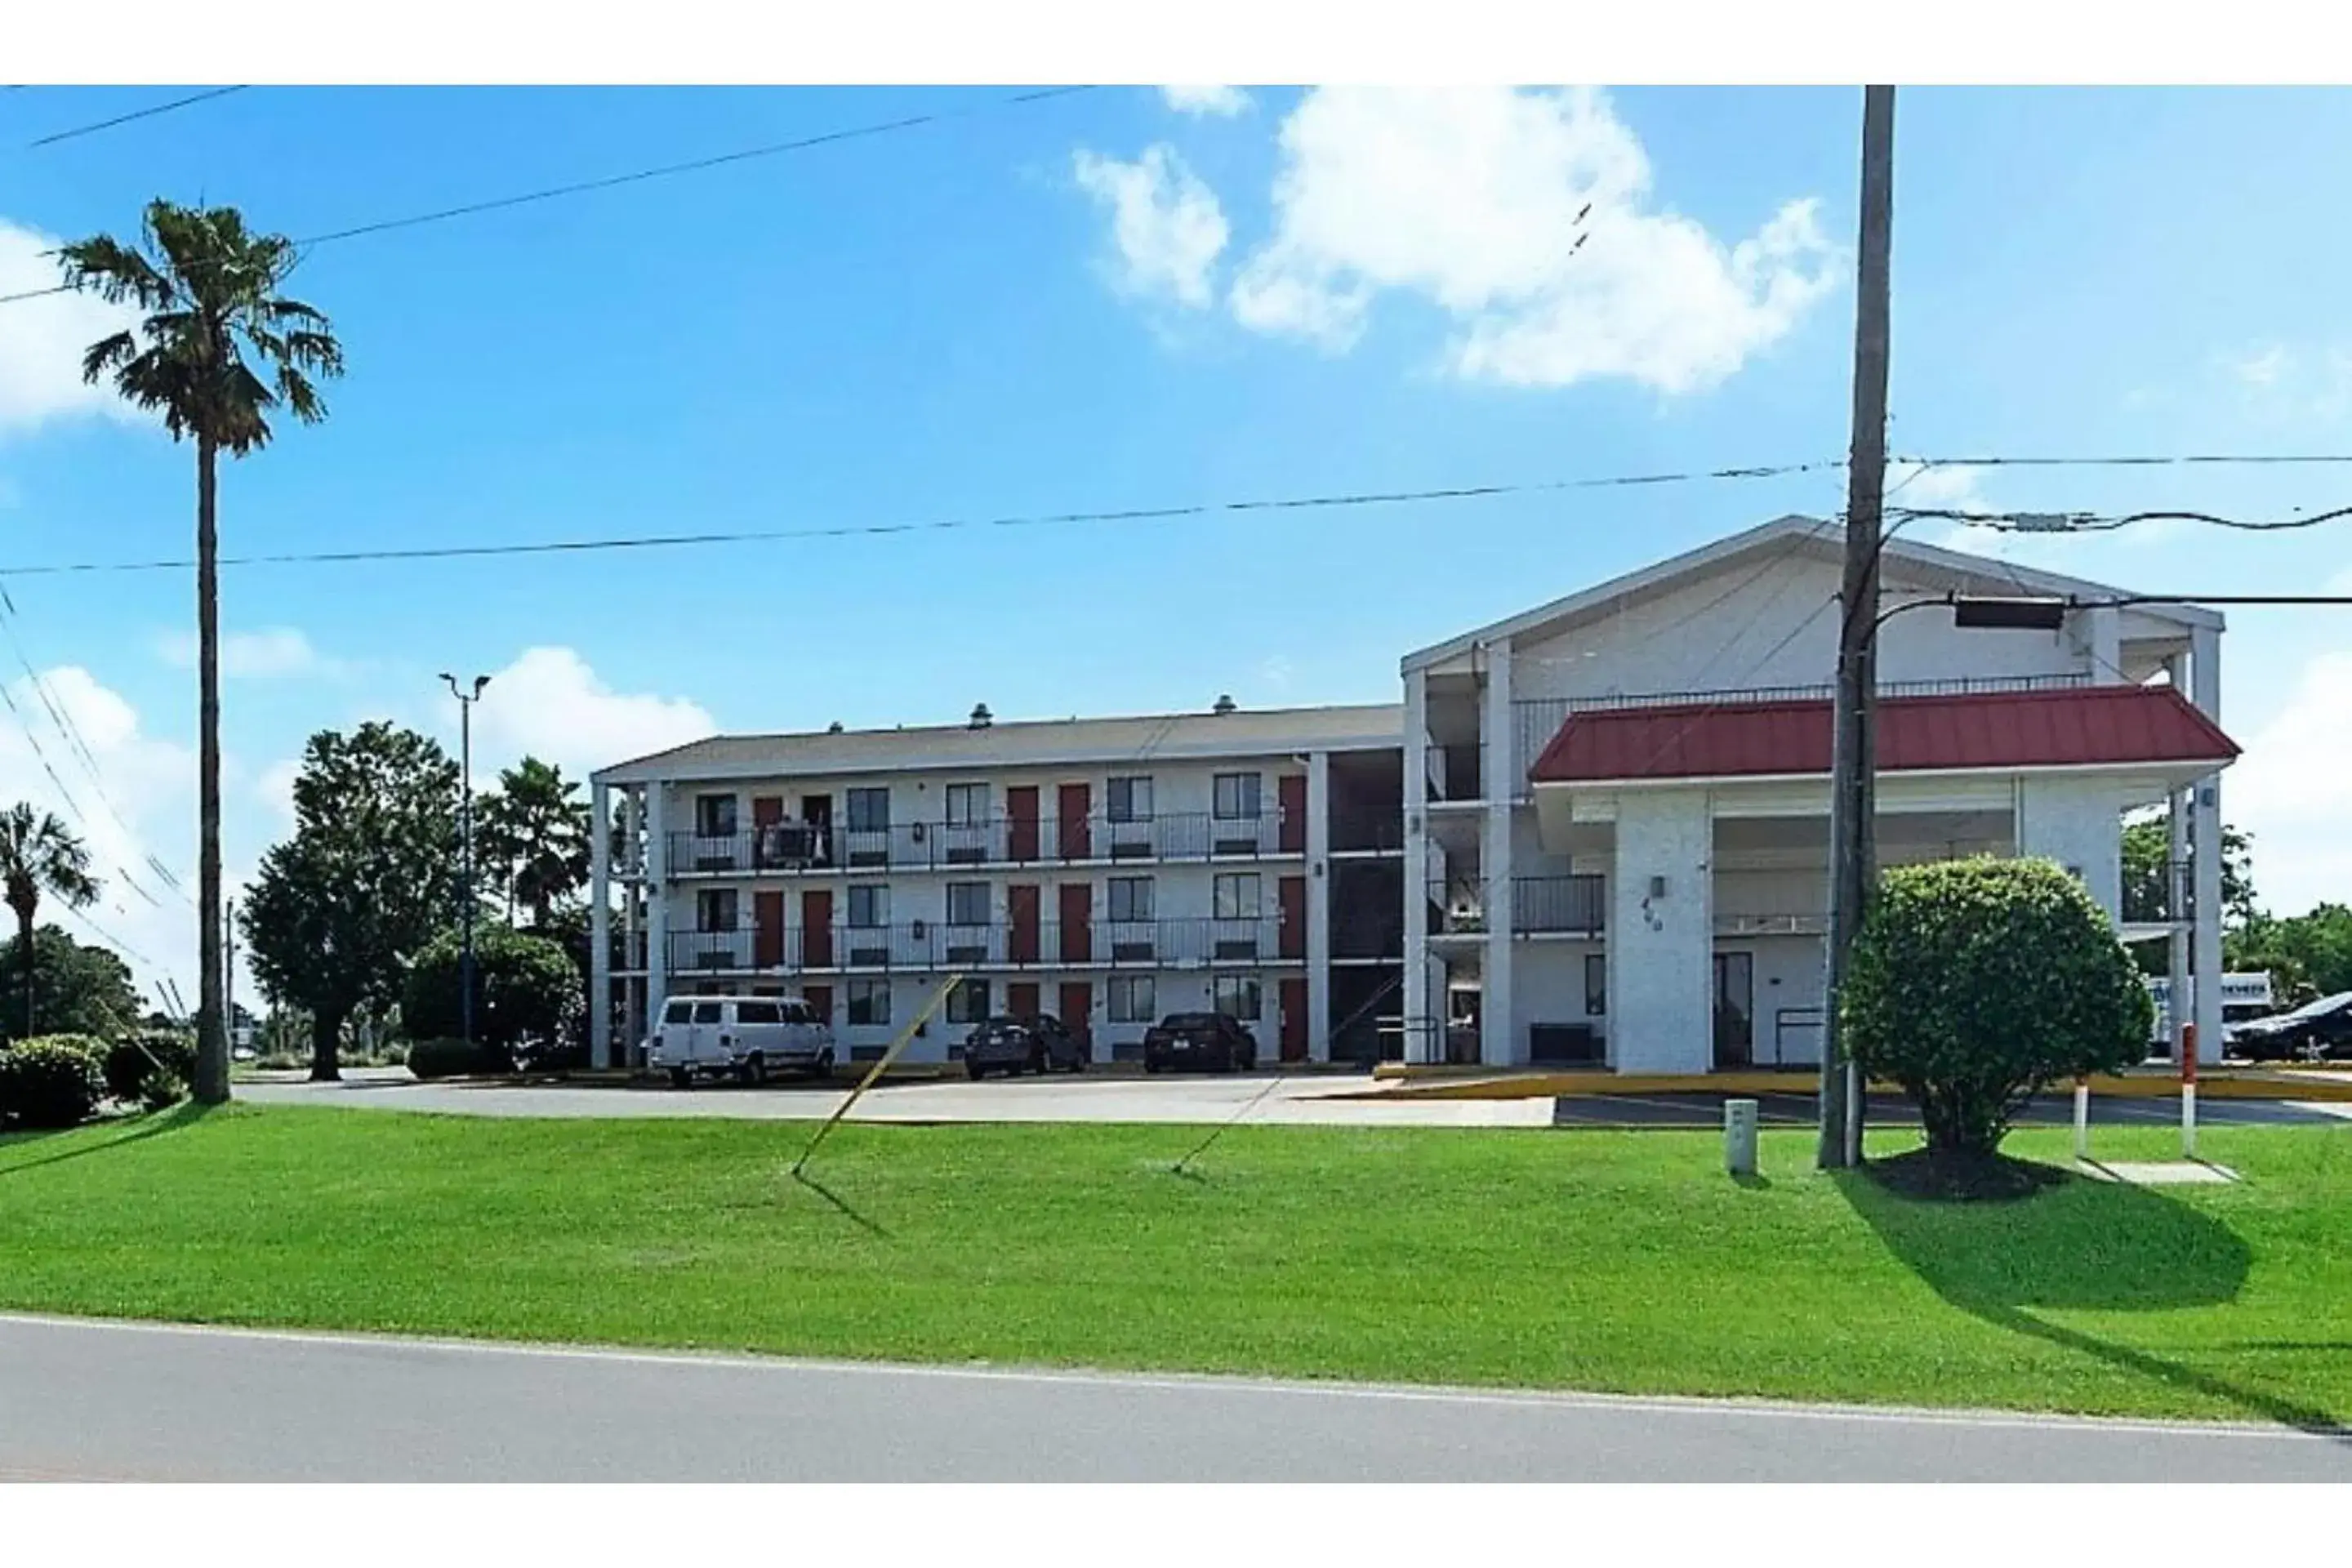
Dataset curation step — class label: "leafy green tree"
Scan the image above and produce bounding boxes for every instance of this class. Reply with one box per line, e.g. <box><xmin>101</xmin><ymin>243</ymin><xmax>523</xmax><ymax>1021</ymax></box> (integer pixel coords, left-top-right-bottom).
<box><xmin>241</xmin><ymin>724</ymin><xmax>459</xmax><ymax>1081</ymax></box>
<box><xmin>0</xmin><ymin>804</ymin><xmax>102</xmax><ymax>1039</ymax></box>
<box><xmin>2120</xmin><ymin>813</ymin><xmax>2256</xmax><ymax>928</ymax></box>
<box><xmin>1843</xmin><ymin>858</ymin><xmax>2151</xmax><ymax>1163</ymax></box>
<box><xmin>2230</xmin><ymin>905</ymin><xmax>2352</xmax><ymax>1003</ymax></box>
<box><xmin>0</xmin><ymin>926</ymin><xmax>142</xmax><ymax>1043</ymax></box>
<box><xmin>400</xmin><ymin>924</ymin><xmax>584</xmax><ymax>1067</ymax></box>
<box><xmin>478</xmin><ymin>757</ymin><xmax>590</xmax><ymax>929</ymax></box>
<box><xmin>63</xmin><ymin>200</ymin><xmax>345</xmax><ymax>1107</ymax></box>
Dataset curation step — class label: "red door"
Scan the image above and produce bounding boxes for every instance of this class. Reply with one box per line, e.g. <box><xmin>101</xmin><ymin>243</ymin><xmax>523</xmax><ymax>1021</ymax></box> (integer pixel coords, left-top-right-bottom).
<box><xmin>1057</xmin><ymin>783</ymin><xmax>1091</xmax><ymax>861</ymax></box>
<box><xmin>803</xmin><ymin>985</ymin><xmax>833</xmax><ymax>1027</ymax></box>
<box><xmin>1058</xmin><ymin>982</ymin><xmax>1093</xmax><ymax>1047</ymax></box>
<box><xmin>1007</xmin><ymin>786</ymin><xmax>1040</xmax><ymax>862</ymax></box>
<box><xmin>1058</xmin><ymin>883</ymin><xmax>1092</xmax><ymax>964</ymax></box>
<box><xmin>800</xmin><ymin>889</ymin><xmax>834</xmax><ymax>969</ymax></box>
<box><xmin>751</xmin><ymin>795</ymin><xmax>783</xmax><ymax>868</ymax></box>
<box><xmin>1279</xmin><ymin>774</ymin><xmax>1307</xmax><ymax>853</ymax></box>
<box><xmin>1281</xmin><ymin>978</ymin><xmax>1308</xmax><ymax>1062</ymax></box>
<box><xmin>1007</xmin><ymin>981</ymin><xmax>1040</xmax><ymax>1020</ymax></box>
<box><xmin>1008</xmin><ymin>884</ymin><xmax>1041</xmax><ymax>964</ymax></box>
<box><xmin>754</xmin><ymin>890</ymin><xmax>785</xmax><ymax>969</ymax></box>
<box><xmin>1279</xmin><ymin>875</ymin><xmax>1306</xmax><ymax>960</ymax></box>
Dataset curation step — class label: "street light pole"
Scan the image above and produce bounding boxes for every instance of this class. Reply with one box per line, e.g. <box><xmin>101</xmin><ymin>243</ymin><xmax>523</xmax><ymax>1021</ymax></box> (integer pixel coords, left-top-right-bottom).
<box><xmin>1823</xmin><ymin>84</ymin><xmax>1897</xmax><ymax>1172</ymax></box>
<box><xmin>442</xmin><ymin>673</ymin><xmax>491</xmax><ymax>1051</ymax></box>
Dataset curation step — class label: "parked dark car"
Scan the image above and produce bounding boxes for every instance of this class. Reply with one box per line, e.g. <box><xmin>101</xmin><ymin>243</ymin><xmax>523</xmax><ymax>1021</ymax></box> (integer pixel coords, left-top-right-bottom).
<box><xmin>2227</xmin><ymin>991</ymin><xmax>2352</xmax><ymax>1062</ymax></box>
<box><xmin>1143</xmin><ymin>1012</ymin><xmax>1259</xmax><ymax>1075</ymax></box>
<box><xmin>963</xmin><ymin>1015</ymin><xmax>1089</xmax><ymax>1079</ymax></box>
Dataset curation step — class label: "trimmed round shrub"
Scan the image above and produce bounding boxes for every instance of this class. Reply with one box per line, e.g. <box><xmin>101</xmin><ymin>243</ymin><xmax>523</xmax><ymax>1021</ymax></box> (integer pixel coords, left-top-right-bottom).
<box><xmin>0</xmin><ymin>1035</ymin><xmax>108</xmax><ymax>1129</ymax></box>
<box><xmin>404</xmin><ymin>1036</ymin><xmax>510</xmax><ymax>1080</ymax></box>
<box><xmin>103</xmin><ymin>1030</ymin><xmax>198</xmax><ymax>1104</ymax></box>
<box><xmin>401</xmin><ymin>925</ymin><xmax>583</xmax><ymax>1062</ymax></box>
<box><xmin>1842</xmin><ymin>857</ymin><xmax>2152</xmax><ymax>1160</ymax></box>
<box><xmin>139</xmin><ymin>1071</ymin><xmax>189</xmax><ymax>1111</ymax></box>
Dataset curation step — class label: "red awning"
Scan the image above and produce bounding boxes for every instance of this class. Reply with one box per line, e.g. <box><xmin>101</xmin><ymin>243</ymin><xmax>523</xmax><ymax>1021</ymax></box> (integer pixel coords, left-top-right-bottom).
<box><xmin>1528</xmin><ymin>684</ymin><xmax>2239</xmax><ymax>786</ymax></box>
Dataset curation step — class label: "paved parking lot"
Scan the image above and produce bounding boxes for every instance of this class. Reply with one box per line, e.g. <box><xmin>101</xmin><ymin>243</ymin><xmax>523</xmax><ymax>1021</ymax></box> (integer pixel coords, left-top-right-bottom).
<box><xmin>235</xmin><ymin>1068</ymin><xmax>1558</xmax><ymax>1127</ymax></box>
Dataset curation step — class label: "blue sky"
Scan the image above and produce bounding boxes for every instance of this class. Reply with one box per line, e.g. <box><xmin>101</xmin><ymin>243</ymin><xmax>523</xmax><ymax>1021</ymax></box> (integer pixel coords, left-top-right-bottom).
<box><xmin>3</xmin><ymin>84</ymin><xmax>2351</xmax><ymax>1000</ymax></box>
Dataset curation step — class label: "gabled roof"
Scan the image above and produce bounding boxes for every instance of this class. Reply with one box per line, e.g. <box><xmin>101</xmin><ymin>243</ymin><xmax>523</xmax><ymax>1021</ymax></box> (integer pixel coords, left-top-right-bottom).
<box><xmin>1401</xmin><ymin>514</ymin><xmax>2223</xmax><ymax>674</ymax></box>
<box><xmin>1528</xmin><ymin>684</ymin><xmax>2239</xmax><ymax>788</ymax></box>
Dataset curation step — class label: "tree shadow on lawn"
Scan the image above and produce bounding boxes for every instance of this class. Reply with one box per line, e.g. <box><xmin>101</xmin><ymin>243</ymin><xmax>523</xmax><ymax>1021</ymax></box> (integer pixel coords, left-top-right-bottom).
<box><xmin>1838</xmin><ymin>1159</ymin><xmax>2352</xmax><ymax>1436</ymax></box>
<box><xmin>0</xmin><ymin>1102</ymin><xmax>216</xmax><ymax>1178</ymax></box>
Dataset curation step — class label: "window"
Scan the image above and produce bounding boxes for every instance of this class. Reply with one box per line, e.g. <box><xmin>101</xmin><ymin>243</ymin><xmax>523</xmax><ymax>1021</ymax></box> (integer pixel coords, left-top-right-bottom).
<box><xmin>1107</xmin><ymin>775</ymin><xmax>1154</xmax><ymax>823</ymax></box>
<box><xmin>947</xmin><ymin>882</ymin><xmax>991</xmax><ymax>926</ymax></box>
<box><xmin>1584</xmin><ymin>954</ymin><xmax>1606</xmax><ymax>1017</ymax></box>
<box><xmin>697</xmin><ymin>889</ymin><xmax>738</xmax><ymax>931</ymax></box>
<box><xmin>1109</xmin><ymin>974</ymin><xmax>1156</xmax><ymax>1023</ymax></box>
<box><xmin>1214</xmin><ymin>873</ymin><xmax>1262</xmax><ymax>920</ymax></box>
<box><xmin>946</xmin><ymin>782</ymin><xmax>989</xmax><ymax>827</ymax></box>
<box><xmin>695</xmin><ymin>794</ymin><xmax>737</xmax><ymax>837</ymax></box>
<box><xmin>662</xmin><ymin>1000</ymin><xmax>693</xmax><ymax>1025</ymax></box>
<box><xmin>691</xmin><ymin>1002</ymin><xmax>723</xmax><ymax>1025</ymax></box>
<box><xmin>1214</xmin><ymin>773</ymin><xmax>1260</xmax><ymax>820</ymax></box>
<box><xmin>1214</xmin><ymin>975</ymin><xmax>1263</xmax><ymax>1021</ymax></box>
<box><xmin>947</xmin><ymin>978</ymin><xmax>991</xmax><ymax>1025</ymax></box>
<box><xmin>848</xmin><ymin>979</ymin><xmax>891</xmax><ymax>1027</ymax></box>
<box><xmin>847</xmin><ymin>885</ymin><xmax>889</xmax><ymax>929</ymax></box>
<box><xmin>845</xmin><ymin>787</ymin><xmax>890</xmax><ymax>832</ymax></box>
<box><xmin>735</xmin><ymin>1001</ymin><xmax>781</xmax><ymax>1026</ymax></box>
<box><xmin>1108</xmin><ymin>876</ymin><xmax>1154</xmax><ymax>923</ymax></box>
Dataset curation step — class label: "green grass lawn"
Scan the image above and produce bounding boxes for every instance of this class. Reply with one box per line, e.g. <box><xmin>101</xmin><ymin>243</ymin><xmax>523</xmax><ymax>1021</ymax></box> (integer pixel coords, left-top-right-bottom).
<box><xmin>3</xmin><ymin>1104</ymin><xmax>2350</xmax><ymax>1425</ymax></box>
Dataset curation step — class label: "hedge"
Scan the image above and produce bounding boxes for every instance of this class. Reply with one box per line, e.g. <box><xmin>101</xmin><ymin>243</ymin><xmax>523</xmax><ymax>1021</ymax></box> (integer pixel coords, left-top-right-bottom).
<box><xmin>0</xmin><ymin>1035</ymin><xmax>107</xmax><ymax>1129</ymax></box>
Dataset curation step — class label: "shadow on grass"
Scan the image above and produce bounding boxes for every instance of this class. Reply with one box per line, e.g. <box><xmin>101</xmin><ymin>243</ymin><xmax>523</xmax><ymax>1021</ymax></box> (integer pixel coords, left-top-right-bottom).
<box><xmin>0</xmin><ymin>1102</ymin><xmax>217</xmax><ymax>1178</ymax></box>
<box><xmin>1839</xmin><ymin>1161</ymin><xmax>2352</xmax><ymax>1435</ymax></box>
<box><xmin>789</xmin><ymin>1170</ymin><xmax>893</xmax><ymax>1239</ymax></box>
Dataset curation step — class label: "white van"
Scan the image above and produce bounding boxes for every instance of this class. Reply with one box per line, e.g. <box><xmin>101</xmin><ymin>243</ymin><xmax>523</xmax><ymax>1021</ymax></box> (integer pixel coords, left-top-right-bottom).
<box><xmin>649</xmin><ymin>995</ymin><xmax>835</xmax><ymax>1087</ymax></box>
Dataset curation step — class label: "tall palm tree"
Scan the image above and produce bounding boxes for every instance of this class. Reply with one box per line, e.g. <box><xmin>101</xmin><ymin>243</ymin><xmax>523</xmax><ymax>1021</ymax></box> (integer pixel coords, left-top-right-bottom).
<box><xmin>479</xmin><ymin>757</ymin><xmax>591</xmax><ymax>931</ymax></box>
<box><xmin>63</xmin><ymin>201</ymin><xmax>344</xmax><ymax>1106</ymax></box>
<box><xmin>0</xmin><ymin>804</ymin><xmax>101</xmax><ymax>1040</ymax></box>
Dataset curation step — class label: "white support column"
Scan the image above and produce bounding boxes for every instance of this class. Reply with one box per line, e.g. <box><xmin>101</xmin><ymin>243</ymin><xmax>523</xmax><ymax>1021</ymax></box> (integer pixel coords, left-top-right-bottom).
<box><xmin>1305</xmin><ymin>750</ymin><xmax>1333</xmax><ymax>1062</ymax></box>
<box><xmin>1401</xmin><ymin>666</ymin><xmax>1432</xmax><ymax>1062</ymax></box>
<box><xmin>2082</xmin><ymin>604</ymin><xmax>2123</xmax><ymax>685</ymax></box>
<box><xmin>1481</xmin><ymin>639</ymin><xmax>1515</xmax><ymax>1067</ymax></box>
<box><xmin>590</xmin><ymin>780</ymin><xmax>612</xmax><ymax>1067</ymax></box>
<box><xmin>2190</xmin><ymin>625</ymin><xmax>2225</xmax><ymax>1067</ymax></box>
<box><xmin>644</xmin><ymin>782</ymin><xmax>670</xmax><ymax>1032</ymax></box>
<box><xmin>1610</xmin><ymin>789</ymin><xmax>1714</xmax><ymax>1074</ymax></box>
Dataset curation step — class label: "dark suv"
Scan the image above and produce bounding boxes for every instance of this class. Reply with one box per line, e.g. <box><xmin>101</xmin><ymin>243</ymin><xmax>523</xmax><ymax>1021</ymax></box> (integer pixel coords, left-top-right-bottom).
<box><xmin>1143</xmin><ymin>1012</ymin><xmax>1259</xmax><ymax>1075</ymax></box>
<box><xmin>2227</xmin><ymin>991</ymin><xmax>2352</xmax><ymax>1062</ymax></box>
<box><xmin>963</xmin><ymin>1015</ymin><xmax>1089</xmax><ymax>1078</ymax></box>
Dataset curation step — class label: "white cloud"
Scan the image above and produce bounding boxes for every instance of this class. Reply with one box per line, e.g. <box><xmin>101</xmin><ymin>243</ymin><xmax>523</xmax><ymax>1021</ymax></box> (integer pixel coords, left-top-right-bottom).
<box><xmin>469</xmin><ymin>647</ymin><xmax>715</xmax><ymax>780</ymax></box>
<box><xmin>256</xmin><ymin>756</ymin><xmax>301</xmax><ymax>827</ymax></box>
<box><xmin>1224</xmin><ymin>87</ymin><xmax>1838</xmax><ymax>394</ymax></box>
<box><xmin>2229</xmin><ymin>344</ymin><xmax>2288</xmax><ymax>389</ymax></box>
<box><xmin>1072</xmin><ymin>144</ymin><xmax>1230</xmax><ymax>310</ymax></box>
<box><xmin>156</xmin><ymin>626</ymin><xmax>336</xmax><ymax>679</ymax></box>
<box><xmin>2217</xmin><ymin>342</ymin><xmax>2352</xmax><ymax>421</ymax></box>
<box><xmin>1161</xmin><ymin>85</ymin><xmax>1249</xmax><ymax>118</ymax></box>
<box><xmin>0</xmin><ymin>217</ymin><xmax>143</xmax><ymax>436</ymax></box>
<box><xmin>2228</xmin><ymin>649</ymin><xmax>2352</xmax><ymax>917</ymax></box>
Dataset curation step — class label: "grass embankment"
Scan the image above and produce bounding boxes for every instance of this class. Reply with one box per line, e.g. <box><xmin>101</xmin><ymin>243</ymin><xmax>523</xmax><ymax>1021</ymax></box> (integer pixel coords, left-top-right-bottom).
<box><xmin>3</xmin><ymin>1105</ymin><xmax>2348</xmax><ymax>1426</ymax></box>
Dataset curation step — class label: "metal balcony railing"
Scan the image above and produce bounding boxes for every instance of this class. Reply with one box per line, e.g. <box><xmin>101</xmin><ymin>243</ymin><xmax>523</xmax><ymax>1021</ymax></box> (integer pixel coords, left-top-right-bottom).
<box><xmin>1424</xmin><ymin>875</ymin><xmax>1608</xmax><ymax>936</ymax></box>
<box><xmin>664</xmin><ymin>810</ymin><xmax>1297</xmax><ymax>875</ymax></box>
<box><xmin>2123</xmin><ymin>859</ymin><xmax>2195</xmax><ymax>924</ymax></box>
<box><xmin>665</xmin><ymin>917</ymin><xmax>1298</xmax><ymax>975</ymax></box>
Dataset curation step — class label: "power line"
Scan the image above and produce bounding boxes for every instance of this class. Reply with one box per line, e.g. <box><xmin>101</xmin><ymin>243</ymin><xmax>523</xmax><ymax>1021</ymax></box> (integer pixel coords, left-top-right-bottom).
<box><xmin>27</xmin><ymin>85</ymin><xmax>247</xmax><ymax>149</ymax></box>
<box><xmin>0</xmin><ymin>459</ymin><xmax>1846</xmax><ymax>580</ymax></box>
<box><xmin>0</xmin><ymin>85</ymin><xmax>1100</xmax><ymax>307</ymax></box>
<box><xmin>59</xmin><ymin>899</ymin><xmax>163</xmax><ymax>973</ymax></box>
<box><xmin>1897</xmin><ymin>452</ymin><xmax>2352</xmax><ymax>471</ymax></box>
<box><xmin>1891</xmin><ymin>503</ymin><xmax>2352</xmax><ymax>535</ymax></box>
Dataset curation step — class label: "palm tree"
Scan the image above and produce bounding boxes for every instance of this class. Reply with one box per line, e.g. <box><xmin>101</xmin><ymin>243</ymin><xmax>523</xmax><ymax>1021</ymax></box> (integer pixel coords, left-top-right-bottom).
<box><xmin>62</xmin><ymin>201</ymin><xmax>344</xmax><ymax>1106</ymax></box>
<box><xmin>0</xmin><ymin>804</ymin><xmax>101</xmax><ymax>1040</ymax></box>
<box><xmin>479</xmin><ymin>757</ymin><xmax>591</xmax><ymax>931</ymax></box>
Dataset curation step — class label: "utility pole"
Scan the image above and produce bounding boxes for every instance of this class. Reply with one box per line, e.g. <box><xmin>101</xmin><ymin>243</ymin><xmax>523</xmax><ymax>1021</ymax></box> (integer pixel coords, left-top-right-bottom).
<box><xmin>1821</xmin><ymin>84</ymin><xmax>1896</xmax><ymax>1171</ymax></box>
<box><xmin>442</xmin><ymin>673</ymin><xmax>492</xmax><ymax>1050</ymax></box>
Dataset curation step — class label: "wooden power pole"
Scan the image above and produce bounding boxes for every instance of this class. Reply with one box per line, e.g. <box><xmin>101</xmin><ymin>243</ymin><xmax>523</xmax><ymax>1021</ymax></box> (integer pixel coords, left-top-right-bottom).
<box><xmin>1821</xmin><ymin>84</ymin><xmax>1896</xmax><ymax>1171</ymax></box>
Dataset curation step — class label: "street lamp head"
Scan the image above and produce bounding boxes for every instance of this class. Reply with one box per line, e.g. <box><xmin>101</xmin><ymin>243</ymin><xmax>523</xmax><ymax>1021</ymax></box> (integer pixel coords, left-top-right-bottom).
<box><xmin>473</xmin><ymin>675</ymin><xmax>491</xmax><ymax>696</ymax></box>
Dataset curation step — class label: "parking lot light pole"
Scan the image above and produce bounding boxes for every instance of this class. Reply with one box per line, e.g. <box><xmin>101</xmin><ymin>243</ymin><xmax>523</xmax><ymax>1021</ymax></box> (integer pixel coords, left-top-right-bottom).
<box><xmin>441</xmin><ymin>673</ymin><xmax>491</xmax><ymax>1049</ymax></box>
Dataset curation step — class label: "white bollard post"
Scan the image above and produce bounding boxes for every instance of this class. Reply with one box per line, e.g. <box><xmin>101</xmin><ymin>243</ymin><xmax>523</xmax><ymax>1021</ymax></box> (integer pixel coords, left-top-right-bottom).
<box><xmin>2182</xmin><ymin>1023</ymin><xmax>2199</xmax><ymax>1161</ymax></box>
<box><xmin>1725</xmin><ymin>1098</ymin><xmax>1759</xmax><ymax>1178</ymax></box>
<box><xmin>2073</xmin><ymin>1076</ymin><xmax>2091</xmax><ymax>1163</ymax></box>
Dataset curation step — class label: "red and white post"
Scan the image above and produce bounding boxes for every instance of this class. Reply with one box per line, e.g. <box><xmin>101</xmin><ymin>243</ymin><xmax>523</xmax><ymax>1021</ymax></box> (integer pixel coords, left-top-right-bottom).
<box><xmin>2181</xmin><ymin>1023</ymin><xmax>2199</xmax><ymax>1160</ymax></box>
<box><xmin>2073</xmin><ymin>1074</ymin><xmax>2091</xmax><ymax>1164</ymax></box>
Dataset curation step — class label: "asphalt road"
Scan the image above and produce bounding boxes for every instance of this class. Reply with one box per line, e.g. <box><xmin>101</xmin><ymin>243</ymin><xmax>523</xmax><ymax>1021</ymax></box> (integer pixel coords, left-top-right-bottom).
<box><xmin>5</xmin><ymin>1314</ymin><xmax>2349</xmax><ymax>1481</ymax></box>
